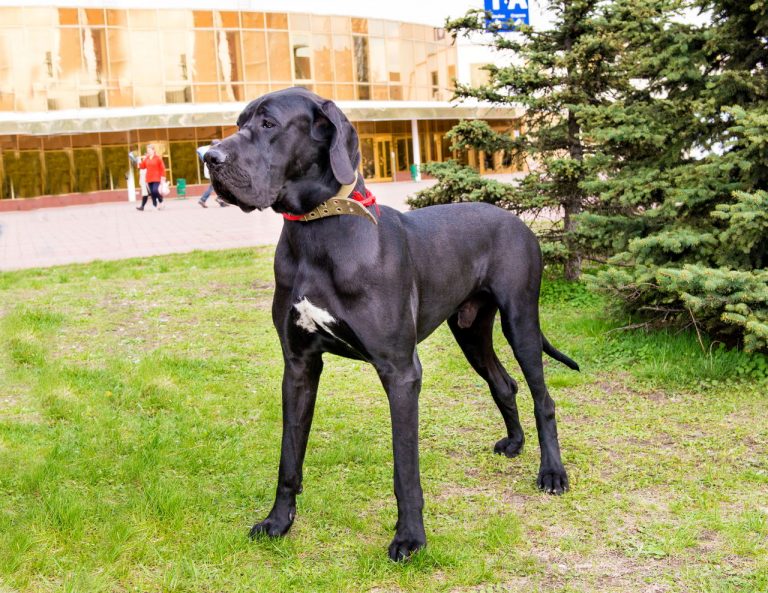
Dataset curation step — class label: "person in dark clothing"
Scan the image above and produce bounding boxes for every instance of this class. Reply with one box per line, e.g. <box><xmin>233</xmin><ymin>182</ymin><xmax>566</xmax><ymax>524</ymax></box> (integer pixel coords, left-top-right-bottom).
<box><xmin>196</xmin><ymin>140</ymin><xmax>228</xmax><ymax>208</ymax></box>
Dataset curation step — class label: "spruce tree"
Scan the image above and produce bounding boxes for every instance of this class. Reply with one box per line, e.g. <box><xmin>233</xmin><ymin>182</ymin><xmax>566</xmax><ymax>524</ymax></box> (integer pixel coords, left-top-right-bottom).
<box><xmin>409</xmin><ymin>0</ymin><xmax>624</xmax><ymax>280</ymax></box>
<box><xmin>581</xmin><ymin>0</ymin><xmax>768</xmax><ymax>351</ymax></box>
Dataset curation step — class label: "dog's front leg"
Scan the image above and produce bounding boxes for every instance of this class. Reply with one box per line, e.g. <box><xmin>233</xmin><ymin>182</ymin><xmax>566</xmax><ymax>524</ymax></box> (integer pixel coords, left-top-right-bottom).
<box><xmin>376</xmin><ymin>353</ymin><xmax>427</xmax><ymax>561</ymax></box>
<box><xmin>250</xmin><ymin>354</ymin><xmax>322</xmax><ymax>538</ymax></box>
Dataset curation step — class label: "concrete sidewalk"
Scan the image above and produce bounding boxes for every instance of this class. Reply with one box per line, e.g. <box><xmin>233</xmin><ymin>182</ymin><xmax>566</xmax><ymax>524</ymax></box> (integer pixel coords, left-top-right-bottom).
<box><xmin>0</xmin><ymin>179</ymin><xmax>432</xmax><ymax>271</ymax></box>
<box><xmin>0</xmin><ymin>175</ymin><xmax>520</xmax><ymax>271</ymax></box>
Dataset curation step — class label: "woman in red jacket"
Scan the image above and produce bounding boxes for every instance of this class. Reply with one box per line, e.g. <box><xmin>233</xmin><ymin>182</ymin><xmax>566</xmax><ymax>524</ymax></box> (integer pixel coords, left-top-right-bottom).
<box><xmin>136</xmin><ymin>144</ymin><xmax>166</xmax><ymax>211</ymax></box>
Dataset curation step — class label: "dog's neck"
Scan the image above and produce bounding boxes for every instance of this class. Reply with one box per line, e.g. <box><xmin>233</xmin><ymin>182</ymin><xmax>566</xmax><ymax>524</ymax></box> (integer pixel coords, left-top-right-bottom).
<box><xmin>276</xmin><ymin>173</ymin><xmax>359</xmax><ymax>212</ymax></box>
<box><xmin>279</xmin><ymin>172</ymin><xmax>378</xmax><ymax>225</ymax></box>
<box><xmin>329</xmin><ymin>173</ymin><xmax>359</xmax><ymax>203</ymax></box>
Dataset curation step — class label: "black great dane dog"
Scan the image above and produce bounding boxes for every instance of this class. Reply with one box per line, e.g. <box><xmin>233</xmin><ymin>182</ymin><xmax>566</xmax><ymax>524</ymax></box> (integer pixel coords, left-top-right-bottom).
<box><xmin>205</xmin><ymin>87</ymin><xmax>579</xmax><ymax>561</ymax></box>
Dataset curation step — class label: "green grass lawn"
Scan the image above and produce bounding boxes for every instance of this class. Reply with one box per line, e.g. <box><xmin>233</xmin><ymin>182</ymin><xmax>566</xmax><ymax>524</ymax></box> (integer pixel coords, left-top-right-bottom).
<box><xmin>1</xmin><ymin>247</ymin><xmax>766</xmax><ymax>593</ymax></box>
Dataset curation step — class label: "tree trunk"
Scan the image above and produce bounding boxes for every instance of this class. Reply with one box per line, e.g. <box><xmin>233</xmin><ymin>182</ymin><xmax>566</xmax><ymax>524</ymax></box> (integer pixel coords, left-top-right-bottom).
<box><xmin>563</xmin><ymin>200</ymin><xmax>582</xmax><ymax>281</ymax></box>
<box><xmin>564</xmin><ymin>108</ymin><xmax>584</xmax><ymax>281</ymax></box>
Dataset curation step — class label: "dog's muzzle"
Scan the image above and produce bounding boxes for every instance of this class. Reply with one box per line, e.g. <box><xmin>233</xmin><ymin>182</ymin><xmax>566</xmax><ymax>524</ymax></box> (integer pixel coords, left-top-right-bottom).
<box><xmin>206</xmin><ymin>154</ymin><xmax>263</xmax><ymax>212</ymax></box>
<box><xmin>208</xmin><ymin>163</ymin><xmax>252</xmax><ymax>191</ymax></box>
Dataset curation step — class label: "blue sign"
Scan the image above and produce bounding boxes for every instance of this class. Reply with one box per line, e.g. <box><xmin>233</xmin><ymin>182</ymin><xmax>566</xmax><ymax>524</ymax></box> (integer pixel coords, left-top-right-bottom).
<box><xmin>484</xmin><ymin>0</ymin><xmax>530</xmax><ymax>31</ymax></box>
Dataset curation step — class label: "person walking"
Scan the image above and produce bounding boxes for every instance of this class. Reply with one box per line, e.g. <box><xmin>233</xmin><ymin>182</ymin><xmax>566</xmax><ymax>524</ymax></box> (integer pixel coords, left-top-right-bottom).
<box><xmin>196</xmin><ymin>140</ymin><xmax>228</xmax><ymax>208</ymax></box>
<box><xmin>134</xmin><ymin>144</ymin><xmax>166</xmax><ymax>211</ymax></box>
<box><xmin>129</xmin><ymin>150</ymin><xmax>150</xmax><ymax>205</ymax></box>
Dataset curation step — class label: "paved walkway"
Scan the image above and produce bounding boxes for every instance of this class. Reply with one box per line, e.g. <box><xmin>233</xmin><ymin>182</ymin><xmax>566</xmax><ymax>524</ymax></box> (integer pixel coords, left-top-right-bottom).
<box><xmin>0</xmin><ymin>175</ymin><xmax>519</xmax><ymax>271</ymax></box>
<box><xmin>0</xmin><ymin>181</ymin><xmax>426</xmax><ymax>271</ymax></box>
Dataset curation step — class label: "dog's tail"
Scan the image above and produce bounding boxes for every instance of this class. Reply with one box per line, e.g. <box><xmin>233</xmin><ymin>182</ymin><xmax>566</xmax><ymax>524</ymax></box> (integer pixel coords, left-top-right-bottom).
<box><xmin>542</xmin><ymin>334</ymin><xmax>580</xmax><ymax>371</ymax></box>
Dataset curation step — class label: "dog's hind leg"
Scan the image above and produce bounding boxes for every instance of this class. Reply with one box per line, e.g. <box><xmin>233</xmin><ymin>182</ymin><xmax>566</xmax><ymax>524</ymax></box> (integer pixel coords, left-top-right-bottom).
<box><xmin>250</xmin><ymin>353</ymin><xmax>323</xmax><ymax>538</ymax></box>
<box><xmin>499</xmin><ymin>304</ymin><xmax>569</xmax><ymax>495</ymax></box>
<box><xmin>447</xmin><ymin>303</ymin><xmax>525</xmax><ymax>458</ymax></box>
<box><xmin>374</xmin><ymin>351</ymin><xmax>427</xmax><ymax>561</ymax></box>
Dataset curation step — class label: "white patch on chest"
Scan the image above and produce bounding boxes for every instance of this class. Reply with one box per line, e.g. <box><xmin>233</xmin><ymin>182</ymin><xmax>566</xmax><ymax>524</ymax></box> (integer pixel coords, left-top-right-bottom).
<box><xmin>294</xmin><ymin>298</ymin><xmax>337</xmax><ymax>335</ymax></box>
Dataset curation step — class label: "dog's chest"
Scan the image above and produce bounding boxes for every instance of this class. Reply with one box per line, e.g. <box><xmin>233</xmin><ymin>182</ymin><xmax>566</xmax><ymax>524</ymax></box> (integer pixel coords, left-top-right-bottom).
<box><xmin>293</xmin><ymin>297</ymin><xmax>337</xmax><ymax>335</ymax></box>
<box><xmin>289</xmin><ymin>297</ymin><xmax>370</xmax><ymax>360</ymax></box>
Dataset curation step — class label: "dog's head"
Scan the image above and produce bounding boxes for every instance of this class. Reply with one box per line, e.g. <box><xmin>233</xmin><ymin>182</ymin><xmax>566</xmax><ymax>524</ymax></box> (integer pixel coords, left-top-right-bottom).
<box><xmin>205</xmin><ymin>88</ymin><xmax>360</xmax><ymax>213</ymax></box>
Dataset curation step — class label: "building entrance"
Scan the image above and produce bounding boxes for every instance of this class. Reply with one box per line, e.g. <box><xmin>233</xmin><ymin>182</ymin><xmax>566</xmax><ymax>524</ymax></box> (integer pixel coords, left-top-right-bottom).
<box><xmin>359</xmin><ymin>135</ymin><xmax>396</xmax><ymax>182</ymax></box>
<box><xmin>361</xmin><ymin>134</ymin><xmax>420</xmax><ymax>182</ymax></box>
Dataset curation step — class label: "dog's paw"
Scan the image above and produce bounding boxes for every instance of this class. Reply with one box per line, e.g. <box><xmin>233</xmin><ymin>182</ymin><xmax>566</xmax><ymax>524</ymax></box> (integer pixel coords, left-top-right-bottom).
<box><xmin>537</xmin><ymin>467</ymin><xmax>569</xmax><ymax>495</ymax></box>
<box><xmin>249</xmin><ymin>513</ymin><xmax>294</xmax><ymax>539</ymax></box>
<box><xmin>388</xmin><ymin>535</ymin><xmax>426</xmax><ymax>562</ymax></box>
<box><xmin>494</xmin><ymin>436</ymin><xmax>524</xmax><ymax>458</ymax></box>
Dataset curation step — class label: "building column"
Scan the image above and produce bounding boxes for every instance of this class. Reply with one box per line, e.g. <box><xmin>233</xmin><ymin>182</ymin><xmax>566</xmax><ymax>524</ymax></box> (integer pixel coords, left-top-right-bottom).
<box><xmin>411</xmin><ymin>119</ymin><xmax>421</xmax><ymax>182</ymax></box>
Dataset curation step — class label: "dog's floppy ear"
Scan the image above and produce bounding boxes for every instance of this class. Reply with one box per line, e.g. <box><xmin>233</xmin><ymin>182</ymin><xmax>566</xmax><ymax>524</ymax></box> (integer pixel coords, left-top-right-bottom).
<box><xmin>312</xmin><ymin>100</ymin><xmax>360</xmax><ymax>185</ymax></box>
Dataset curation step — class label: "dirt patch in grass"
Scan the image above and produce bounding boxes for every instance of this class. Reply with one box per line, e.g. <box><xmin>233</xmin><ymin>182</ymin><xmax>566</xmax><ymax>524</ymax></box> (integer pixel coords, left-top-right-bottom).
<box><xmin>450</xmin><ymin>577</ymin><xmax>533</xmax><ymax>592</ymax></box>
<box><xmin>251</xmin><ymin>280</ymin><xmax>275</xmax><ymax>291</ymax></box>
<box><xmin>522</xmin><ymin>540</ymin><xmax>686</xmax><ymax>592</ymax></box>
<box><xmin>0</xmin><ymin>384</ymin><xmax>42</xmax><ymax>424</ymax></box>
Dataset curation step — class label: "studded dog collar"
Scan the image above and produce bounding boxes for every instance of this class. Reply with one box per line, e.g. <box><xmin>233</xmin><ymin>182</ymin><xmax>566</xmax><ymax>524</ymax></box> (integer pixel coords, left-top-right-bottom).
<box><xmin>282</xmin><ymin>173</ymin><xmax>379</xmax><ymax>225</ymax></box>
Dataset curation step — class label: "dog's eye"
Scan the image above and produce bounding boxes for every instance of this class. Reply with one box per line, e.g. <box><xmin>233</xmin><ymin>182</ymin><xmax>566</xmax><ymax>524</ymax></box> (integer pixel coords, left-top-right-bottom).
<box><xmin>262</xmin><ymin>120</ymin><xmax>275</xmax><ymax>129</ymax></box>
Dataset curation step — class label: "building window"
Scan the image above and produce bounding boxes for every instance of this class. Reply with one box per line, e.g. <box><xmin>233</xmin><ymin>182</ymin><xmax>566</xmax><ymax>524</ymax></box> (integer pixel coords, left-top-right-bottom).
<box><xmin>483</xmin><ymin>150</ymin><xmax>495</xmax><ymax>172</ymax></box>
<box><xmin>369</xmin><ymin>38</ymin><xmax>386</xmax><ymax>83</ymax></box>
<box><xmin>82</xmin><ymin>27</ymin><xmax>107</xmax><ymax>85</ymax></box>
<box><xmin>2</xmin><ymin>151</ymin><xmax>43</xmax><ymax>198</ymax></box>
<box><xmin>333</xmin><ymin>34</ymin><xmax>354</xmax><ymax>83</ymax></box>
<box><xmin>447</xmin><ymin>64</ymin><xmax>457</xmax><ymax>88</ymax></box>
<box><xmin>217</xmin><ymin>30</ymin><xmax>243</xmax><ymax>102</ymax></box>
<box><xmin>267</xmin><ymin>31</ymin><xmax>292</xmax><ymax>82</ymax></box>
<box><xmin>293</xmin><ymin>36</ymin><xmax>312</xmax><ymax>81</ymax></box>
<box><xmin>502</xmin><ymin>150</ymin><xmax>513</xmax><ymax>168</ymax></box>
<box><xmin>44</xmin><ymin>150</ymin><xmax>73</xmax><ymax>195</ymax></box>
<box><xmin>353</xmin><ymin>35</ymin><xmax>369</xmax><ymax>100</ymax></box>
<box><xmin>312</xmin><ymin>34</ymin><xmax>332</xmax><ymax>84</ymax></box>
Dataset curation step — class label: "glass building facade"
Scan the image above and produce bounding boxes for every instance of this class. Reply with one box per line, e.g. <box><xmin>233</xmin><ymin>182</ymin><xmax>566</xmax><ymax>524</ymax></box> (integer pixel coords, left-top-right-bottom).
<box><xmin>0</xmin><ymin>6</ymin><xmax>523</xmax><ymax>200</ymax></box>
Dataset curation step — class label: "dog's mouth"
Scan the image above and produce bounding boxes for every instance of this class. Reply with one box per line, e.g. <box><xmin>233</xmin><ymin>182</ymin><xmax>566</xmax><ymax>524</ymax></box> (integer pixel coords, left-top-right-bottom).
<box><xmin>209</xmin><ymin>163</ymin><xmax>251</xmax><ymax>190</ymax></box>
<box><xmin>220</xmin><ymin>192</ymin><xmax>257</xmax><ymax>213</ymax></box>
<box><xmin>209</xmin><ymin>182</ymin><xmax>254</xmax><ymax>212</ymax></box>
<box><xmin>209</xmin><ymin>165</ymin><xmax>265</xmax><ymax>213</ymax></box>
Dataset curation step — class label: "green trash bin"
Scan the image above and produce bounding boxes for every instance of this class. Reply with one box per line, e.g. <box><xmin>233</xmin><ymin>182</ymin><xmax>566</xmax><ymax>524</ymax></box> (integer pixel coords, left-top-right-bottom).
<box><xmin>176</xmin><ymin>178</ymin><xmax>186</xmax><ymax>197</ymax></box>
<box><xmin>409</xmin><ymin>163</ymin><xmax>420</xmax><ymax>181</ymax></box>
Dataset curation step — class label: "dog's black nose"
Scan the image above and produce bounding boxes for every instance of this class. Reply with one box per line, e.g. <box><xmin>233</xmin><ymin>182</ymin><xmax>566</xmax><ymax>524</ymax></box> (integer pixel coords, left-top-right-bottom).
<box><xmin>205</xmin><ymin>148</ymin><xmax>227</xmax><ymax>166</ymax></box>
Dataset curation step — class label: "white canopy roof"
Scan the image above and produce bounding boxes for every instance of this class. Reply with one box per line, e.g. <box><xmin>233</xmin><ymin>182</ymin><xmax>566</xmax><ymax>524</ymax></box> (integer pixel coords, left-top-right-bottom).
<box><xmin>0</xmin><ymin>100</ymin><xmax>522</xmax><ymax>136</ymax></box>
